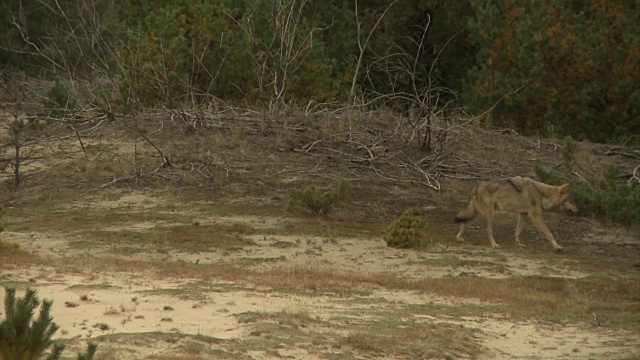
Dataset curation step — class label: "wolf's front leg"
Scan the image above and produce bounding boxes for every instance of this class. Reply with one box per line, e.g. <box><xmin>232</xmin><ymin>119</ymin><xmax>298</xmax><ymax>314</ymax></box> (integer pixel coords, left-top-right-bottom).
<box><xmin>529</xmin><ymin>213</ymin><xmax>563</xmax><ymax>250</ymax></box>
<box><xmin>514</xmin><ymin>213</ymin><xmax>527</xmax><ymax>248</ymax></box>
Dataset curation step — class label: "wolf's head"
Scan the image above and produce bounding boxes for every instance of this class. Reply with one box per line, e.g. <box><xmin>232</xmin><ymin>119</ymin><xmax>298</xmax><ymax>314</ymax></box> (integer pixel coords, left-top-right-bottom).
<box><xmin>541</xmin><ymin>184</ymin><xmax>577</xmax><ymax>212</ymax></box>
<box><xmin>558</xmin><ymin>184</ymin><xmax>578</xmax><ymax>213</ymax></box>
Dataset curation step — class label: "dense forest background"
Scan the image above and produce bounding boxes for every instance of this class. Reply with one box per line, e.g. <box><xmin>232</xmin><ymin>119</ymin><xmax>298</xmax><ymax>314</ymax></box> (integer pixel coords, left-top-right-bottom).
<box><xmin>1</xmin><ymin>0</ymin><xmax>638</xmax><ymax>143</ymax></box>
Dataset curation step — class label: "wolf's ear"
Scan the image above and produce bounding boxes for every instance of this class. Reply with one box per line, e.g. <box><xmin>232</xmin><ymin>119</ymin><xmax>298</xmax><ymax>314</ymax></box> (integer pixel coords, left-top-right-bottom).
<box><xmin>559</xmin><ymin>184</ymin><xmax>569</xmax><ymax>195</ymax></box>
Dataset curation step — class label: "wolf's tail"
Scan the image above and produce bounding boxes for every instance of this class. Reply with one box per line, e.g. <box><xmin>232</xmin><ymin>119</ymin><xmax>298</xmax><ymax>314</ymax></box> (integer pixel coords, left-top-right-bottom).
<box><xmin>454</xmin><ymin>190</ymin><xmax>478</xmax><ymax>223</ymax></box>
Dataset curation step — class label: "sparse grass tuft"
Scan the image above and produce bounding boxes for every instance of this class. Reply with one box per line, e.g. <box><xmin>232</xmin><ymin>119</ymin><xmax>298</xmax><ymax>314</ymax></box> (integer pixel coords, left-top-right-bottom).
<box><xmin>93</xmin><ymin>322</ymin><xmax>110</xmax><ymax>331</ymax></box>
<box><xmin>0</xmin><ymin>241</ymin><xmax>20</xmax><ymax>253</ymax></box>
<box><xmin>104</xmin><ymin>307</ymin><xmax>120</xmax><ymax>315</ymax></box>
<box><xmin>344</xmin><ymin>332</ymin><xmax>388</xmax><ymax>354</ymax></box>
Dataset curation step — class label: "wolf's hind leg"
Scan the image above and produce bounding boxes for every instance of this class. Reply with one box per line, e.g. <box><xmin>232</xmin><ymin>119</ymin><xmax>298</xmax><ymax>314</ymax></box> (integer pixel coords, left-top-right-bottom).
<box><xmin>514</xmin><ymin>213</ymin><xmax>527</xmax><ymax>248</ymax></box>
<box><xmin>485</xmin><ymin>213</ymin><xmax>500</xmax><ymax>248</ymax></box>
<box><xmin>456</xmin><ymin>224</ymin><xmax>466</xmax><ymax>242</ymax></box>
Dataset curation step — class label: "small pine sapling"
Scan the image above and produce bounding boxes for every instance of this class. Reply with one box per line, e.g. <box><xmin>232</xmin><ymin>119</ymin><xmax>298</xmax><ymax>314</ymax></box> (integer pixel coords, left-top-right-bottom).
<box><xmin>0</xmin><ymin>287</ymin><xmax>97</xmax><ymax>360</ymax></box>
<box><xmin>384</xmin><ymin>209</ymin><xmax>430</xmax><ymax>248</ymax></box>
<box><xmin>286</xmin><ymin>180</ymin><xmax>349</xmax><ymax>216</ymax></box>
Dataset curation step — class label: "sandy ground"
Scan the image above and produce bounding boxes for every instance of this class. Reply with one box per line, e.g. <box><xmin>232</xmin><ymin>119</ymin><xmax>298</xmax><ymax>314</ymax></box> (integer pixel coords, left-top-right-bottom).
<box><xmin>1</xmin><ymin>268</ymin><xmax>638</xmax><ymax>360</ymax></box>
<box><xmin>1</xmin><ymin>194</ymin><xmax>639</xmax><ymax>359</ymax></box>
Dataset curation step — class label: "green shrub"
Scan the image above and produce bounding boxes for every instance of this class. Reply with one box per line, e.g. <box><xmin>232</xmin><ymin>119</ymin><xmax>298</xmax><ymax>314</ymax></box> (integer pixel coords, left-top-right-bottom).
<box><xmin>43</xmin><ymin>79</ymin><xmax>78</xmax><ymax>114</ymax></box>
<box><xmin>286</xmin><ymin>180</ymin><xmax>349</xmax><ymax>216</ymax></box>
<box><xmin>535</xmin><ymin>165</ymin><xmax>640</xmax><ymax>227</ymax></box>
<box><xmin>383</xmin><ymin>209</ymin><xmax>430</xmax><ymax>249</ymax></box>
<box><xmin>0</xmin><ymin>287</ymin><xmax>97</xmax><ymax>360</ymax></box>
<box><xmin>560</xmin><ymin>136</ymin><xmax>577</xmax><ymax>174</ymax></box>
<box><xmin>534</xmin><ymin>165</ymin><xmax>568</xmax><ymax>186</ymax></box>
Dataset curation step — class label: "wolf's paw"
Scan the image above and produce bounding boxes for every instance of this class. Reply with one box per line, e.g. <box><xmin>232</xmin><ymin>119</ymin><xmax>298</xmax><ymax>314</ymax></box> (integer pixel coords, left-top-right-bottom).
<box><xmin>490</xmin><ymin>243</ymin><xmax>501</xmax><ymax>249</ymax></box>
<box><xmin>515</xmin><ymin>241</ymin><xmax>527</xmax><ymax>248</ymax></box>
<box><xmin>456</xmin><ymin>236</ymin><xmax>465</xmax><ymax>243</ymax></box>
<box><xmin>552</xmin><ymin>244</ymin><xmax>564</xmax><ymax>251</ymax></box>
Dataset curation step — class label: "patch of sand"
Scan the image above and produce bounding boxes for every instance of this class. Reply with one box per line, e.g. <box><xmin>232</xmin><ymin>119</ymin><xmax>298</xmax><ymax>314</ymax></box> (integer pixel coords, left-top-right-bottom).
<box><xmin>436</xmin><ymin>316</ymin><xmax>640</xmax><ymax>360</ymax></box>
<box><xmin>192</xmin><ymin>214</ymin><xmax>293</xmax><ymax>230</ymax></box>
<box><xmin>3</xmin><ymin>266</ymin><xmax>638</xmax><ymax>360</ymax></box>
<box><xmin>2</xmin><ymin>226</ymin><xmax>591</xmax><ymax>281</ymax></box>
<box><xmin>1</xmin><ymin>267</ymin><xmax>481</xmax><ymax>359</ymax></box>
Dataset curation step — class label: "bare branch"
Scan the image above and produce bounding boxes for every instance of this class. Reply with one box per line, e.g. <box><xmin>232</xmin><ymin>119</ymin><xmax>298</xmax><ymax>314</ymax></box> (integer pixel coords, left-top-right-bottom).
<box><xmin>349</xmin><ymin>0</ymin><xmax>400</xmax><ymax>102</ymax></box>
<box><xmin>629</xmin><ymin>164</ymin><xmax>640</xmax><ymax>185</ymax></box>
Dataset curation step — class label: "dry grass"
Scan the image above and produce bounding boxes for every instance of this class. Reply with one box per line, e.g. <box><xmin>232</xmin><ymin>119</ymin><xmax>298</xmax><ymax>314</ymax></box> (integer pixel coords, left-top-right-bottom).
<box><xmin>236</xmin><ymin>308</ymin><xmax>316</xmax><ymax>328</ymax></box>
<box><xmin>343</xmin><ymin>332</ymin><xmax>389</xmax><ymax>354</ymax></box>
<box><xmin>0</xmin><ymin>240</ymin><xmax>20</xmax><ymax>252</ymax></box>
<box><xmin>343</xmin><ymin>318</ymin><xmax>482</xmax><ymax>358</ymax></box>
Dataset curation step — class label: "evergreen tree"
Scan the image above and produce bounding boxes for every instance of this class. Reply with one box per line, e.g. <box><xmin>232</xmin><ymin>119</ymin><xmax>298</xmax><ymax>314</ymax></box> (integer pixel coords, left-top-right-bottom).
<box><xmin>0</xmin><ymin>287</ymin><xmax>97</xmax><ymax>360</ymax></box>
<box><xmin>465</xmin><ymin>0</ymin><xmax>639</xmax><ymax>142</ymax></box>
<box><xmin>0</xmin><ymin>288</ymin><xmax>63</xmax><ymax>359</ymax></box>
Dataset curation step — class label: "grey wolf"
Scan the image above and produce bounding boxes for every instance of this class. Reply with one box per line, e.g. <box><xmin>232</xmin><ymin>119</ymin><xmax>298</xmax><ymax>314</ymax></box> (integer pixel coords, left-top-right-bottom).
<box><xmin>454</xmin><ymin>176</ymin><xmax>577</xmax><ymax>250</ymax></box>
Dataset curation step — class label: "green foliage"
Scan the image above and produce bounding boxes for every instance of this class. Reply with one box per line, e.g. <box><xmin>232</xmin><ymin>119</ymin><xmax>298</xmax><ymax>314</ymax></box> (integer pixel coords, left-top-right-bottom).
<box><xmin>0</xmin><ymin>0</ymin><xmax>116</xmax><ymax>74</ymax></box>
<box><xmin>43</xmin><ymin>79</ymin><xmax>78</xmax><ymax>114</ymax></box>
<box><xmin>560</xmin><ymin>136</ymin><xmax>577</xmax><ymax>173</ymax></box>
<box><xmin>116</xmin><ymin>1</ymin><xmax>248</xmax><ymax>108</ymax></box>
<box><xmin>0</xmin><ymin>287</ymin><xmax>62</xmax><ymax>359</ymax></box>
<box><xmin>359</xmin><ymin>1</ymin><xmax>475</xmax><ymax>104</ymax></box>
<box><xmin>534</xmin><ymin>166</ymin><xmax>567</xmax><ymax>187</ymax></box>
<box><xmin>535</xmin><ymin>166</ymin><xmax>640</xmax><ymax>227</ymax></box>
<box><xmin>2</xmin><ymin>0</ymin><xmax>638</xmax><ymax>144</ymax></box>
<box><xmin>465</xmin><ymin>0</ymin><xmax>639</xmax><ymax>143</ymax></box>
<box><xmin>74</xmin><ymin>343</ymin><xmax>98</xmax><ymax>360</ymax></box>
<box><xmin>0</xmin><ymin>287</ymin><xmax>97</xmax><ymax>360</ymax></box>
<box><xmin>115</xmin><ymin>0</ymin><xmax>337</xmax><ymax>109</ymax></box>
<box><xmin>383</xmin><ymin>209</ymin><xmax>430</xmax><ymax>249</ymax></box>
<box><xmin>286</xmin><ymin>180</ymin><xmax>349</xmax><ymax>216</ymax></box>
<box><xmin>2</xmin><ymin>1</ymin><xmax>472</xmax><ymax>113</ymax></box>
<box><xmin>576</xmin><ymin>168</ymin><xmax>640</xmax><ymax>227</ymax></box>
